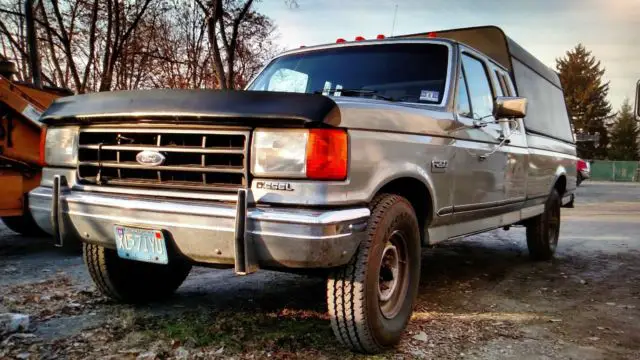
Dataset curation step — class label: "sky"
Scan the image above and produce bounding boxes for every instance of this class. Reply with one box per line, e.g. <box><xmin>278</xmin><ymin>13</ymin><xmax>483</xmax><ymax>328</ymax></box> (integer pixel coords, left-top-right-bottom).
<box><xmin>256</xmin><ymin>0</ymin><xmax>640</xmax><ymax>112</ymax></box>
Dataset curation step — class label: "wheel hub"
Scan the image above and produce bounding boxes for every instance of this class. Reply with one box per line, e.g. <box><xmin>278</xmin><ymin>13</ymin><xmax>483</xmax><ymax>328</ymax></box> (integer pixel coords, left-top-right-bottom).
<box><xmin>378</xmin><ymin>244</ymin><xmax>400</xmax><ymax>302</ymax></box>
<box><xmin>377</xmin><ymin>230</ymin><xmax>409</xmax><ymax>319</ymax></box>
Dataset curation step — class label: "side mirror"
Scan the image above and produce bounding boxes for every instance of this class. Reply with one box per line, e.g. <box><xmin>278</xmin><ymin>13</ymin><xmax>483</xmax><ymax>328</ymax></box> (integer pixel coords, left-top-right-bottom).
<box><xmin>494</xmin><ymin>96</ymin><xmax>527</xmax><ymax>119</ymax></box>
<box><xmin>635</xmin><ymin>80</ymin><xmax>639</xmax><ymax>121</ymax></box>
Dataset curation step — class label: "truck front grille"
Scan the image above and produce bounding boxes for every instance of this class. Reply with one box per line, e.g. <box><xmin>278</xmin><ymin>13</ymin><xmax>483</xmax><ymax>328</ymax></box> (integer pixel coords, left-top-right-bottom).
<box><xmin>77</xmin><ymin>128</ymin><xmax>249</xmax><ymax>191</ymax></box>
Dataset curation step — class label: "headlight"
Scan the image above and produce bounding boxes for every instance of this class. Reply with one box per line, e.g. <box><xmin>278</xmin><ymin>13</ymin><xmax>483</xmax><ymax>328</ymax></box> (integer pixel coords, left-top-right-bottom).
<box><xmin>43</xmin><ymin>127</ymin><xmax>79</xmax><ymax>167</ymax></box>
<box><xmin>252</xmin><ymin>129</ymin><xmax>308</xmax><ymax>177</ymax></box>
<box><xmin>251</xmin><ymin>128</ymin><xmax>348</xmax><ymax>180</ymax></box>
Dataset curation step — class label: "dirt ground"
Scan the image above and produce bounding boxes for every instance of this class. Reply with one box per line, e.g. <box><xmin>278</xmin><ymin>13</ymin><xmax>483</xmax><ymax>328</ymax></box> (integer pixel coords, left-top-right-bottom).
<box><xmin>1</xmin><ymin>181</ymin><xmax>639</xmax><ymax>360</ymax></box>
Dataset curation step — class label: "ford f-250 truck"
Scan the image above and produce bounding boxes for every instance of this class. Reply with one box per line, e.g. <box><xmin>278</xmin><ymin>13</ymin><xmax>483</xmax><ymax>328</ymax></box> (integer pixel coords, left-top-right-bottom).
<box><xmin>29</xmin><ymin>26</ymin><xmax>577</xmax><ymax>353</ymax></box>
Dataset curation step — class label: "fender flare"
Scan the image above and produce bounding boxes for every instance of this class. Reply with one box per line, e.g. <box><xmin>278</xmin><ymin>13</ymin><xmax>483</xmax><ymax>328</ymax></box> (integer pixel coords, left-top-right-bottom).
<box><xmin>548</xmin><ymin>165</ymin><xmax>568</xmax><ymax>195</ymax></box>
<box><xmin>369</xmin><ymin>165</ymin><xmax>438</xmax><ymax>219</ymax></box>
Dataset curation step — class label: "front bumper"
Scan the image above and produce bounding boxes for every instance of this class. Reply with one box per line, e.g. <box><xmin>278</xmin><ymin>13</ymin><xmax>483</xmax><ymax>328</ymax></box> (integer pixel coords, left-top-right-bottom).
<box><xmin>29</xmin><ymin>178</ymin><xmax>369</xmax><ymax>271</ymax></box>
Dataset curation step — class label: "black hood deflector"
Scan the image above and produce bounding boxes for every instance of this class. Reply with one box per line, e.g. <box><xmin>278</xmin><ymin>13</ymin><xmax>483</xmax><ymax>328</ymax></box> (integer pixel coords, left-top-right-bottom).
<box><xmin>40</xmin><ymin>89</ymin><xmax>339</xmax><ymax>127</ymax></box>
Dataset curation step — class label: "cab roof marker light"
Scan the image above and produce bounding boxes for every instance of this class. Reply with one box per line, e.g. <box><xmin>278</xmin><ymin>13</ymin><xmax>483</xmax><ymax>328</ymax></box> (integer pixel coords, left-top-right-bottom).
<box><xmin>427</xmin><ymin>32</ymin><xmax>437</xmax><ymax>38</ymax></box>
<box><xmin>355</xmin><ymin>36</ymin><xmax>365</xmax><ymax>41</ymax></box>
<box><xmin>336</xmin><ymin>38</ymin><xmax>346</xmax><ymax>43</ymax></box>
<box><xmin>376</xmin><ymin>34</ymin><xmax>385</xmax><ymax>39</ymax></box>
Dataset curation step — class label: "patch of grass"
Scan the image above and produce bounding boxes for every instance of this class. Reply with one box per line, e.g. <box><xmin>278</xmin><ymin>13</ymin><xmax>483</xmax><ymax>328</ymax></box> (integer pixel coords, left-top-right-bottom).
<box><xmin>137</xmin><ymin>307</ymin><xmax>335</xmax><ymax>353</ymax></box>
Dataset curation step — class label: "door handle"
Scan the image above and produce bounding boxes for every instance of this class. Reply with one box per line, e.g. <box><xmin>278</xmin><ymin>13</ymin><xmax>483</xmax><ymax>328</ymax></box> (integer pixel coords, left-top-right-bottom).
<box><xmin>479</xmin><ymin>132</ymin><xmax>512</xmax><ymax>161</ymax></box>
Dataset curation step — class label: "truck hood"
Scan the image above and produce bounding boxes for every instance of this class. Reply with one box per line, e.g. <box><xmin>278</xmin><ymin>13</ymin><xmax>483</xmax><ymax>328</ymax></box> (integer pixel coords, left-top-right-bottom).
<box><xmin>40</xmin><ymin>89</ymin><xmax>340</xmax><ymax>127</ymax></box>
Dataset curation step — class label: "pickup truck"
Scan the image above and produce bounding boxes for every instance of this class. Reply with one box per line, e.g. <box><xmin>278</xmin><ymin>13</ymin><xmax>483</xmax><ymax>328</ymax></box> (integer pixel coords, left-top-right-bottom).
<box><xmin>29</xmin><ymin>26</ymin><xmax>577</xmax><ymax>353</ymax></box>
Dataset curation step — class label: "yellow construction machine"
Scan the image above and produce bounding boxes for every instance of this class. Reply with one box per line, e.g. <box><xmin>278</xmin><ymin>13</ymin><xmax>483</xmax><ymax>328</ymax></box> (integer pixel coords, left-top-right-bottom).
<box><xmin>0</xmin><ymin>1</ymin><xmax>72</xmax><ymax>235</ymax></box>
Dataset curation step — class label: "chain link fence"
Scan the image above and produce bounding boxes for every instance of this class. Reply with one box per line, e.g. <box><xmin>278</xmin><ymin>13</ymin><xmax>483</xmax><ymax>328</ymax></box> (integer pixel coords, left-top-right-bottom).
<box><xmin>588</xmin><ymin>160</ymin><xmax>640</xmax><ymax>182</ymax></box>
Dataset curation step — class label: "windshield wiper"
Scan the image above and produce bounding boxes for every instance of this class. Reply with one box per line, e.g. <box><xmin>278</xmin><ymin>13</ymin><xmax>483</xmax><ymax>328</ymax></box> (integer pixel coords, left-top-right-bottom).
<box><xmin>313</xmin><ymin>89</ymin><xmax>396</xmax><ymax>101</ymax></box>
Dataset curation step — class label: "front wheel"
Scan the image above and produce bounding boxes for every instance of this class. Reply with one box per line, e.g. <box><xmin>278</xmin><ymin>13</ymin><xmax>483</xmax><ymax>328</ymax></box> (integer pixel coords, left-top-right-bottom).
<box><xmin>327</xmin><ymin>194</ymin><xmax>421</xmax><ymax>353</ymax></box>
<box><xmin>83</xmin><ymin>243</ymin><xmax>192</xmax><ymax>303</ymax></box>
<box><xmin>526</xmin><ymin>189</ymin><xmax>561</xmax><ymax>260</ymax></box>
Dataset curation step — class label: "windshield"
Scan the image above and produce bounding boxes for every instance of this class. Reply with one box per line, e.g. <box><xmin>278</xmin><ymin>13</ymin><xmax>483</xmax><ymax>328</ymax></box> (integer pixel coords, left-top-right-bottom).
<box><xmin>247</xmin><ymin>43</ymin><xmax>450</xmax><ymax>105</ymax></box>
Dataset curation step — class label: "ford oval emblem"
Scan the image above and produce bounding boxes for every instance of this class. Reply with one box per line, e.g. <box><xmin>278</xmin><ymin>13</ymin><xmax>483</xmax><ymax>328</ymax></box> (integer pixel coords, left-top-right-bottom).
<box><xmin>136</xmin><ymin>150</ymin><xmax>165</xmax><ymax>166</ymax></box>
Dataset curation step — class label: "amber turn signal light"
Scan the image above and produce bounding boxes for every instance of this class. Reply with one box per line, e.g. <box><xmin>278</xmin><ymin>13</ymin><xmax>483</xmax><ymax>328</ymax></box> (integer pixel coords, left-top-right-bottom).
<box><xmin>306</xmin><ymin>129</ymin><xmax>348</xmax><ymax>180</ymax></box>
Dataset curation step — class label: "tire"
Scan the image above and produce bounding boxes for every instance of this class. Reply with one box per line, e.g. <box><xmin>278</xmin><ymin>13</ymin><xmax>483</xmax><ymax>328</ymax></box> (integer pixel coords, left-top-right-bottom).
<box><xmin>577</xmin><ymin>173</ymin><xmax>583</xmax><ymax>186</ymax></box>
<box><xmin>327</xmin><ymin>194</ymin><xmax>421</xmax><ymax>353</ymax></box>
<box><xmin>526</xmin><ymin>189</ymin><xmax>561</xmax><ymax>260</ymax></box>
<box><xmin>83</xmin><ymin>243</ymin><xmax>192</xmax><ymax>303</ymax></box>
<box><xmin>1</xmin><ymin>202</ymin><xmax>48</xmax><ymax>237</ymax></box>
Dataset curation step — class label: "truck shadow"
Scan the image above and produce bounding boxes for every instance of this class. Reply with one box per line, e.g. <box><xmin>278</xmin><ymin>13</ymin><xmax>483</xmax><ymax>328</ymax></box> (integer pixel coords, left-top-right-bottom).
<box><xmin>112</xmin><ymin>232</ymin><xmax>538</xmax><ymax>353</ymax></box>
<box><xmin>0</xmin><ymin>231</ymin><xmax>57</xmax><ymax>256</ymax></box>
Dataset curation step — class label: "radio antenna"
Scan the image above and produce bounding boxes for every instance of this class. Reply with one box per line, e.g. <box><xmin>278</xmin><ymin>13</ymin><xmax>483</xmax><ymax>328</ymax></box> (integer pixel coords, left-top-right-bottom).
<box><xmin>391</xmin><ymin>4</ymin><xmax>398</xmax><ymax>36</ymax></box>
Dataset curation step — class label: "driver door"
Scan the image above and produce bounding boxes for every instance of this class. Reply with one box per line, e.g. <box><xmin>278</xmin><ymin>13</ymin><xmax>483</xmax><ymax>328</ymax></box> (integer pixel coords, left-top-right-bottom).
<box><xmin>449</xmin><ymin>50</ymin><xmax>509</xmax><ymax>233</ymax></box>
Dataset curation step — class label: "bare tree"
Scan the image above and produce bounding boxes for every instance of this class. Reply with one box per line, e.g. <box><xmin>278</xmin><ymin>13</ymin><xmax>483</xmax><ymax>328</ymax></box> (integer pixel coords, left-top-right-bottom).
<box><xmin>196</xmin><ymin>0</ymin><xmax>278</xmax><ymax>89</ymax></box>
<box><xmin>1</xmin><ymin>0</ymin><xmax>280</xmax><ymax>92</ymax></box>
<box><xmin>147</xmin><ymin>0</ymin><xmax>218</xmax><ymax>89</ymax></box>
<box><xmin>0</xmin><ymin>0</ymin><xmax>31</xmax><ymax>81</ymax></box>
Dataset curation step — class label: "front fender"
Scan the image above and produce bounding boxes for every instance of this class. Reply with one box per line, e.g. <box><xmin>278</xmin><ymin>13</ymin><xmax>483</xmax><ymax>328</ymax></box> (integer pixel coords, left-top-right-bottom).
<box><xmin>368</xmin><ymin>164</ymin><xmax>438</xmax><ymax>215</ymax></box>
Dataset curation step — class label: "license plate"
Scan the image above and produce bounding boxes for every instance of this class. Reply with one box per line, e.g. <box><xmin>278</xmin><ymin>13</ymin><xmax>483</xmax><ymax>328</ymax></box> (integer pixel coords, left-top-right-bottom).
<box><xmin>114</xmin><ymin>225</ymin><xmax>168</xmax><ymax>264</ymax></box>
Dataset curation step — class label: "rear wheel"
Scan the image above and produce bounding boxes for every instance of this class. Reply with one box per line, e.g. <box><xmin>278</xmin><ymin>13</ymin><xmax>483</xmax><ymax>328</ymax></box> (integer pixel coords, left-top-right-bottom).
<box><xmin>526</xmin><ymin>189</ymin><xmax>562</xmax><ymax>260</ymax></box>
<box><xmin>577</xmin><ymin>173</ymin><xmax>584</xmax><ymax>186</ymax></box>
<box><xmin>327</xmin><ymin>194</ymin><xmax>421</xmax><ymax>353</ymax></box>
<box><xmin>83</xmin><ymin>243</ymin><xmax>192</xmax><ymax>303</ymax></box>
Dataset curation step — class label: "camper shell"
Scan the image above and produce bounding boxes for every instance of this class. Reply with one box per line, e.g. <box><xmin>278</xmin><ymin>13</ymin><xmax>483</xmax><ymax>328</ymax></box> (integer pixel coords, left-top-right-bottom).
<box><xmin>398</xmin><ymin>25</ymin><xmax>575</xmax><ymax>145</ymax></box>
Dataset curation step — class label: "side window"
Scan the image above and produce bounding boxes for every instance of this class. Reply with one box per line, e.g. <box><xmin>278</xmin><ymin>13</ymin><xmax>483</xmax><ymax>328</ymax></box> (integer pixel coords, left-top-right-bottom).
<box><xmin>456</xmin><ymin>69</ymin><xmax>472</xmax><ymax>117</ymax></box>
<box><xmin>501</xmin><ymin>74</ymin><xmax>515</xmax><ymax>96</ymax></box>
<box><xmin>494</xmin><ymin>70</ymin><xmax>506</xmax><ymax>97</ymax></box>
<box><xmin>461</xmin><ymin>54</ymin><xmax>495</xmax><ymax>119</ymax></box>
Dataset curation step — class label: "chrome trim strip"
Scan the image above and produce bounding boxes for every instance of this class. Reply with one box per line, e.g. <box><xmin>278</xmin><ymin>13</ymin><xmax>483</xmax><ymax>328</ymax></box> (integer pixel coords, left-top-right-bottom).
<box><xmin>79</xmin><ymin>144</ymin><xmax>245</xmax><ymax>155</ymax></box>
<box><xmin>249</xmin><ymin>207</ymin><xmax>370</xmax><ymax>225</ymax></box>
<box><xmin>249</xmin><ymin>230</ymin><xmax>353</xmax><ymax>241</ymax></box>
<box><xmin>73</xmin><ymin>184</ymin><xmax>240</xmax><ymax>202</ymax></box>
<box><xmin>80</xmin><ymin>128</ymin><xmax>250</xmax><ymax>135</ymax></box>
<box><xmin>78</xmin><ymin>161</ymin><xmax>245</xmax><ymax>174</ymax></box>
<box><xmin>453</xmin><ymin>197</ymin><xmax>526</xmax><ymax>213</ymax></box>
<box><xmin>32</xmin><ymin>187</ymin><xmax>371</xmax><ymax>226</ymax></box>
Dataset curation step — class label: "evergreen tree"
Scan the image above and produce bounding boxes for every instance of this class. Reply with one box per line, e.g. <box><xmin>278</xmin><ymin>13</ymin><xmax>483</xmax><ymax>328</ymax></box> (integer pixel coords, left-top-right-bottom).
<box><xmin>556</xmin><ymin>44</ymin><xmax>613</xmax><ymax>159</ymax></box>
<box><xmin>608</xmin><ymin>99</ymin><xmax>639</xmax><ymax>161</ymax></box>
